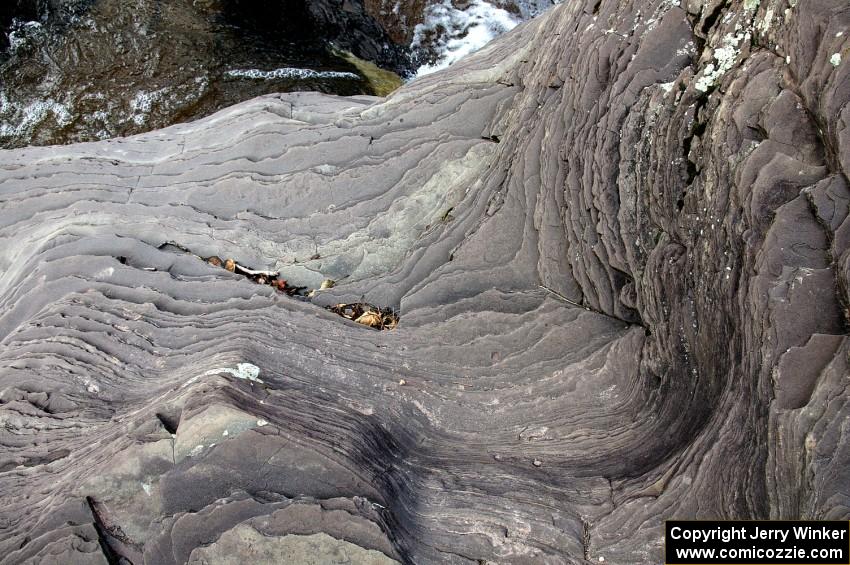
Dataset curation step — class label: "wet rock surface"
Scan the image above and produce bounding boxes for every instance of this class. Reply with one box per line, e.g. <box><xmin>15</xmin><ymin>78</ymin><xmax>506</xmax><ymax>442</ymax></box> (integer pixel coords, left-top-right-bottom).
<box><xmin>0</xmin><ymin>0</ymin><xmax>407</xmax><ymax>149</ymax></box>
<box><xmin>0</xmin><ymin>0</ymin><xmax>563</xmax><ymax>148</ymax></box>
<box><xmin>0</xmin><ymin>0</ymin><xmax>848</xmax><ymax>564</ymax></box>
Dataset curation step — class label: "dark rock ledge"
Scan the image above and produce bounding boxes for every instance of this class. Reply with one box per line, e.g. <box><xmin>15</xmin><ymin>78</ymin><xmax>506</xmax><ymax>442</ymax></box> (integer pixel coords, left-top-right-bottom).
<box><xmin>0</xmin><ymin>0</ymin><xmax>847</xmax><ymax>563</ymax></box>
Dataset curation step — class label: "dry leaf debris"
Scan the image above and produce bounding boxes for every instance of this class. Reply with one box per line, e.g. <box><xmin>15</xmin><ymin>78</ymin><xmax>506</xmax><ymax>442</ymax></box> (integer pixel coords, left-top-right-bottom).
<box><xmin>206</xmin><ymin>256</ymin><xmax>305</xmax><ymax>296</ymax></box>
<box><xmin>204</xmin><ymin>255</ymin><xmax>397</xmax><ymax>329</ymax></box>
<box><xmin>327</xmin><ymin>303</ymin><xmax>398</xmax><ymax>330</ymax></box>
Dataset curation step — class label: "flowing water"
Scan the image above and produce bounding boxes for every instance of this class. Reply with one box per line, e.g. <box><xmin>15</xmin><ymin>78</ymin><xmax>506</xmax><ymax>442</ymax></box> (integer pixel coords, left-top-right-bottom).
<box><xmin>0</xmin><ymin>0</ymin><xmax>559</xmax><ymax>148</ymax></box>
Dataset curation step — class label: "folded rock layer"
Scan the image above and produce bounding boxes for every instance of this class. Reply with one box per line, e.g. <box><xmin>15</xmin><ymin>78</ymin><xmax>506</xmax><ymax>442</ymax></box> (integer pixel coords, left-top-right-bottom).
<box><xmin>0</xmin><ymin>0</ymin><xmax>848</xmax><ymax>563</ymax></box>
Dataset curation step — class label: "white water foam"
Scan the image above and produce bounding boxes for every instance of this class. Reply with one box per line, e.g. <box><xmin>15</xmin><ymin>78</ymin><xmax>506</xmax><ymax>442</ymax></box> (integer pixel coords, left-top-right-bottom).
<box><xmin>129</xmin><ymin>88</ymin><xmax>169</xmax><ymax>126</ymax></box>
<box><xmin>6</xmin><ymin>20</ymin><xmax>44</xmax><ymax>54</ymax></box>
<box><xmin>412</xmin><ymin>0</ymin><xmax>519</xmax><ymax>77</ymax></box>
<box><xmin>225</xmin><ymin>67</ymin><xmax>360</xmax><ymax>81</ymax></box>
<box><xmin>0</xmin><ymin>94</ymin><xmax>72</xmax><ymax>139</ymax></box>
<box><xmin>411</xmin><ymin>0</ymin><xmax>561</xmax><ymax>77</ymax></box>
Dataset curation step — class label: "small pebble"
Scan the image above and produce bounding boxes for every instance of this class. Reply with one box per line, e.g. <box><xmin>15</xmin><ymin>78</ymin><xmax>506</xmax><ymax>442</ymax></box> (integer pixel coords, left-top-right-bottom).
<box><xmin>224</xmin><ymin>258</ymin><xmax>236</xmax><ymax>272</ymax></box>
<box><xmin>532</xmin><ymin>458</ymin><xmax>543</xmax><ymax>467</ymax></box>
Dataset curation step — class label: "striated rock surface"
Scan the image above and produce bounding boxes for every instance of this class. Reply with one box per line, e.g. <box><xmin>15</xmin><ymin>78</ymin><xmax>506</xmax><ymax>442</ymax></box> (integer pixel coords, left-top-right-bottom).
<box><xmin>0</xmin><ymin>0</ymin><xmax>848</xmax><ymax>564</ymax></box>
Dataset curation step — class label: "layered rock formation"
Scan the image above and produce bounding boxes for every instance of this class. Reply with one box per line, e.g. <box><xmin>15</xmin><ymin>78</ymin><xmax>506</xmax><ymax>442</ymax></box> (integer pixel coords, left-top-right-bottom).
<box><xmin>0</xmin><ymin>0</ymin><xmax>848</xmax><ymax>563</ymax></box>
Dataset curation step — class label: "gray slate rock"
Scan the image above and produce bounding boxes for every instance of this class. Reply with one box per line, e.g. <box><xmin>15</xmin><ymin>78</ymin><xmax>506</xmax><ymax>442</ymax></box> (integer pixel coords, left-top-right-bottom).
<box><xmin>0</xmin><ymin>1</ymin><xmax>847</xmax><ymax>564</ymax></box>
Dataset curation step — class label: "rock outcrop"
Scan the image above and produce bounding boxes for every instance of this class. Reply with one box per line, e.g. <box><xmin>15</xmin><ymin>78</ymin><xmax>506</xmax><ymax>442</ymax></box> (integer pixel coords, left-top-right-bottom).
<box><xmin>0</xmin><ymin>0</ymin><xmax>847</xmax><ymax>563</ymax></box>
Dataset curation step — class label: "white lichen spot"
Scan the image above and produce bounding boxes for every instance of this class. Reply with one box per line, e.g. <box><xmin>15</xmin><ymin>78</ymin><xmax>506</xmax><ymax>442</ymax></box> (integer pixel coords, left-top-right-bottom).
<box><xmin>660</xmin><ymin>82</ymin><xmax>675</xmax><ymax>93</ymax></box>
<box><xmin>743</xmin><ymin>0</ymin><xmax>759</xmax><ymax>11</ymax></box>
<box><xmin>830</xmin><ymin>53</ymin><xmax>841</xmax><ymax>67</ymax></box>
<box><xmin>695</xmin><ymin>32</ymin><xmax>748</xmax><ymax>92</ymax></box>
<box><xmin>757</xmin><ymin>7</ymin><xmax>774</xmax><ymax>33</ymax></box>
<box><xmin>222</xmin><ymin>429</ymin><xmax>229</xmax><ymax>436</ymax></box>
<box><xmin>188</xmin><ymin>444</ymin><xmax>205</xmax><ymax>457</ymax></box>
<box><xmin>314</xmin><ymin>164</ymin><xmax>338</xmax><ymax>175</ymax></box>
<box><xmin>141</xmin><ymin>482</ymin><xmax>152</xmax><ymax>496</ymax></box>
<box><xmin>256</xmin><ymin>419</ymin><xmax>269</xmax><ymax>427</ymax></box>
<box><xmin>695</xmin><ymin>64</ymin><xmax>717</xmax><ymax>92</ymax></box>
<box><xmin>94</xmin><ymin>266</ymin><xmax>114</xmax><ymax>279</ymax></box>
<box><xmin>203</xmin><ymin>363</ymin><xmax>263</xmax><ymax>383</ymax></box>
